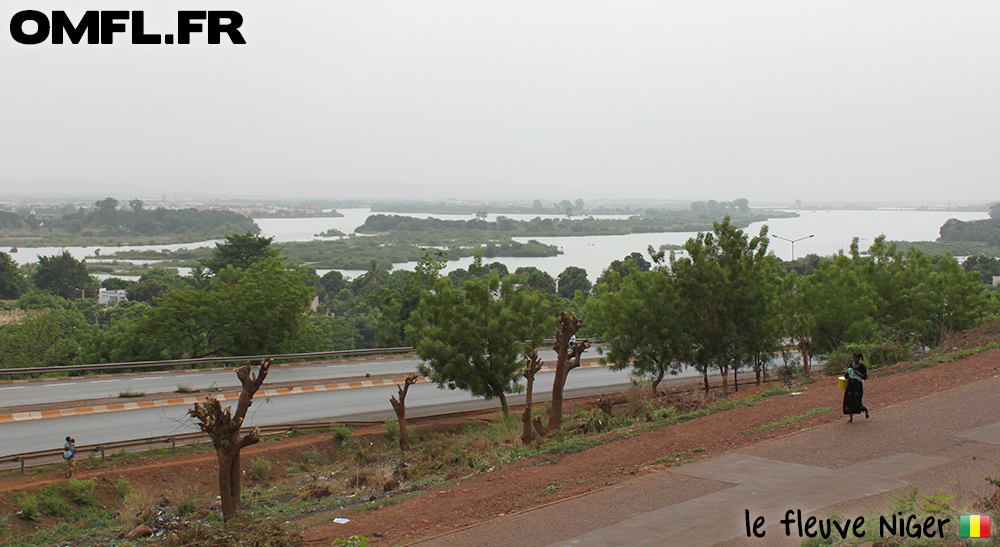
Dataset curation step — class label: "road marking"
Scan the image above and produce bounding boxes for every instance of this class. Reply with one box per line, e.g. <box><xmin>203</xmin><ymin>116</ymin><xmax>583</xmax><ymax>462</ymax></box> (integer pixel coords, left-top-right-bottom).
<box><xmin>89</xmin><ymin>379</ymin><xmax>119</xmax><ymax>384</ymax></box>
<box><xmin>133</xmin><ymin>377</ymin><xmax>163</xmax><ymax>381</ymax></box>
<box><xmin>0</xmin><ymin>386</ymin><xmax>25</xmax><ymax>391</ymax></box>
<box><xmin>47</xmin><ymin>383</ymin><xmax>74</xmax><ymax>387</ymax></box>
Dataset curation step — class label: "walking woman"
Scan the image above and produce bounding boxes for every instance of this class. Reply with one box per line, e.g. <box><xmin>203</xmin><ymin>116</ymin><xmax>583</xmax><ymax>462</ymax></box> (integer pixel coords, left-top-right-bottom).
<box><xmin>843</xmin><ymin>353</ymin><xmax>869</xmax><ymax>423</ymax></box>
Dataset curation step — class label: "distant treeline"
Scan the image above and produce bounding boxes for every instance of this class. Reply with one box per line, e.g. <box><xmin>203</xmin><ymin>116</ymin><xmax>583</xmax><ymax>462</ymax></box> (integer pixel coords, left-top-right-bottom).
<box><xmin>114</xmin><ymin>235</ymin><xmax>561</xmax><ymax>270</ymax></box>
<box><xmin>940</xmin><ymin>211</ymin><xmax>1000</xmax><ymax>247</ymax></box>
<box><xmin>0</xmin><ymin>197</ymin><xmax>258</xmax><ymax>243</ymax></box>
<box><xmin>356</xmin><ymin>209</ymin><xmax>794</xmax><ymax>237</ymax></box>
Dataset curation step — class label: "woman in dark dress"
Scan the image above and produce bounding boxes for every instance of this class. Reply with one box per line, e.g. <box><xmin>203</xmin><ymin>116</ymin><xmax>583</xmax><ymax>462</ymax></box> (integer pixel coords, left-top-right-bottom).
<box><xmin>843</xmin><ymin>353</ymin><xmax>869</xmax><ymax>423</ymax></box>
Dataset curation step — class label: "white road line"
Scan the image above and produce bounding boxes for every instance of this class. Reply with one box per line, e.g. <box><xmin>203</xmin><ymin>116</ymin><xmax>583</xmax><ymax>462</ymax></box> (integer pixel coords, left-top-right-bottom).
<box><xmin>183</xmin><ymin>374</ymin><xmax>205</xmax><ymax>377</ymax></box>
<box><xmin>47</xmin><ymin>383</ymin><xmax>75</xmax><ymax>387</ymax></box>
<box><xmin>0</xmin><ymin>386</ymin><xmax>25</xmax><ymax>391</ymax></box>
<box><xmin>133</xmin><ymin>377</ymin><xmax>163</xmax><ymax>381</ymax></box>
<box><xmin>89</xmin><ymin>379</ymin><xmax>119</xmax><ymax>384</ymax></box>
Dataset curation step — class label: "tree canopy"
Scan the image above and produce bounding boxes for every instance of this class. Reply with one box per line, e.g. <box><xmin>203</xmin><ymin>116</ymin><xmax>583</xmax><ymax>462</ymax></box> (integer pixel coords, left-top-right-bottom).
<box><xmin>408</xmin><ymin>272</ymin><xmax>555</xmax><ymax>414</ymax></box>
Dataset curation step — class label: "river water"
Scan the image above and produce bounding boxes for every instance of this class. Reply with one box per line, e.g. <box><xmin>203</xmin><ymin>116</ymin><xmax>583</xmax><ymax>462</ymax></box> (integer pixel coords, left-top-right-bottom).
<box><xmin>5</xmin><ymin>208</ymin><xmax>989</xmax><ymax>281</ymax></box>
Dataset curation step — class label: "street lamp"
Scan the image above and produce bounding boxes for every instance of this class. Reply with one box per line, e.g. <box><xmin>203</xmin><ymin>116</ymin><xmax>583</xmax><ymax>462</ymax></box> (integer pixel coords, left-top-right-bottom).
<box><xmin>773</xmin><ymin>234</ymin><xmax>814</xmax><ymax>261</ymax></box>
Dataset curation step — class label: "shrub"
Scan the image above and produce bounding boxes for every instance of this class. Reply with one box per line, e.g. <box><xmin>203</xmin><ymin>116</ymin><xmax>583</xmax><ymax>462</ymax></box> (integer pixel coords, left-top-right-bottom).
<box><xmin>330</xmin><ymin>422</ymin><xmax>354</xmax><ymax>448</ymax></box>
<box><xmin>17</xmin><ymin>495</ymin><xmax>39</xmax><ymax>520</ymax></box>
<box><xmin>66</xmin><ymin>479</ymin><xmax>97</xmax><ymax>506</ymax></box>
<box><xmin>250</xmin><ymin>457</ymin><xmax>271</xmax><ymax>482</ymax></box>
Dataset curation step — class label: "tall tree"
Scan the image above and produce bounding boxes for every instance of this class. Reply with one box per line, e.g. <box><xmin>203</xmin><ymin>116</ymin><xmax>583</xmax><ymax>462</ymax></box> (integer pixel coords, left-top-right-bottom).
<box><xmin>189</xmin><ymin>359</ymin><xmax>271</xmax><ymax>522</ymax></box>
<box><xmin>32</xmin><ymin>251</ymin><xmax>98</xmax><ymax>299</ymax></box>
<box><xmin>135</xmin><ymin>257</ymin><xmax>314</xmax><ymax>359</ymax></box>
<box><xmin>408</xmin><ymin>273</ymin><xmax>554</xmax><ymax>414</ymax></box>
<box><xmin>672</xmin><ymin>217</ymin><xmax>774</xmax><ymax>396</ymax></box>
<box><xmin>587</xmin><ymin>268</ymin><xmax>688</xmax><ymax>394</ymax></box>
<box><xmin>0</xmin><ymin>251</ymin><xmax>27</xmax><ymax>299</ymax></box>
<box><xmin>557</xmin><ymin>266</ymin><xmax>591</xmax><ymax>299</ymax></box>
<box><xmin>199</xmin><ymin>231</ymin><xmax>278</xmax><ymax>274</ymax></box>
<box><xmin>544</xmin><ymin>312</ymin><xmax>590</xmax><ymax>431</ymax></box>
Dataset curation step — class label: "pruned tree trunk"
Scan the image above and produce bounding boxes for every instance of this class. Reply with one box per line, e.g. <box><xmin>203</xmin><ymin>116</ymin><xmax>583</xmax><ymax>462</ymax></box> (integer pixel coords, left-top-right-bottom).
<box><xmin>721</xmin><ymin>362</ymin><xmax>730</xmax><ymax>397</ymax></box>
<box><xmin>521</xmin><ymin>351</ymin><xmax>543</xmax><ymax>445</ymax></box>
<box><xmin>702</xmin><ymin>367</ymin><xmax>710</xmax><ymax>393</ymax></box>
<box><xmin>733</xmin><ymin>367</ymin><xmax>738</xmax><ymax>393</ymax></box>
<box><xmin>547</xmin><ymin>312</ymin><xmax>588</xmax><ymax>432</ymax></box>
<box><xmin>651</xmin><ymin>366</ymin><xmax>665</xmax><ymax>395</ymax></box>
<box><xmin>798</xmin><ymin>337</ymin><xmax>811</xmax><ymax>375</ymax></box>
<box><xmin>189</xmin><ymin>358</ymin><xmax>271</xmax><ymax>523</ymax></box>
<box><xmin>389</xmin><ymin>374</ymin><xmax>418</xmax><ymax>452</ymax></box>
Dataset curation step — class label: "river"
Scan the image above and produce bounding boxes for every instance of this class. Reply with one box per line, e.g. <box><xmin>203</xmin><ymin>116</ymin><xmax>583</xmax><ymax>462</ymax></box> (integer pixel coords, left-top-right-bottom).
<box><xmin>5</xmin><ymin>208</ymin><xmax>989</xmax><ymax>282</ymax></box>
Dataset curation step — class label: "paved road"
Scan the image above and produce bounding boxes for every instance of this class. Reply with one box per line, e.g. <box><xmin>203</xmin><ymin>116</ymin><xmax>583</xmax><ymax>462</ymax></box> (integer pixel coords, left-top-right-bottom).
<box><xmin>0</xmin><ymin>366</ymin><xmax>642</xmax><ymax>456</ymax></box>
<box><xmin>416</xmin><ymin>374</ymin><xmax>1000</xmax><ymax>547</ymax></box>
<box><xmin>0</xmin><ymin>347</ymin><xmax>721</xmax><ymax>408</ymax></box>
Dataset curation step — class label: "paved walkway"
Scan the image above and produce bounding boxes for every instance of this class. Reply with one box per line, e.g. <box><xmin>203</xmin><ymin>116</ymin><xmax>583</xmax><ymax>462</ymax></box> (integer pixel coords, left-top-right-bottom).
<box><xmin>415</xmin><ymin>373</ymin><xmax>1000</xmax><ymax>546</ymax></box>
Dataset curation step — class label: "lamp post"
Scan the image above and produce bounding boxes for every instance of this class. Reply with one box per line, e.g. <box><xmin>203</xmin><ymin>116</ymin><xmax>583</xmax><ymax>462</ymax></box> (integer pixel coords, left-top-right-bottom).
<box><xmin>773</xmin><ymin>234</ymin><xmax>814</xmax><ymax>261</ymax></box>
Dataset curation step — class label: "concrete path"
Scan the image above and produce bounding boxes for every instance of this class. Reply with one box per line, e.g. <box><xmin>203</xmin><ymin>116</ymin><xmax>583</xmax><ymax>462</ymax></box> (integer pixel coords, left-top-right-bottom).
<box><xmin>416</xmin><ymin>373</ymin><xmax>1000</xmax><ymax>547</ymax></box>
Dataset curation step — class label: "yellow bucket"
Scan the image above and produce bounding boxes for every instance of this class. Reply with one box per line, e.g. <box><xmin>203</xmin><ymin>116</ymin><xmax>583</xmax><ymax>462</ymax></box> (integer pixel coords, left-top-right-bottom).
<box><xmin>838</xmin><ymin>377</ymin><xmax>847</xmax><ymax>390</ymax></box>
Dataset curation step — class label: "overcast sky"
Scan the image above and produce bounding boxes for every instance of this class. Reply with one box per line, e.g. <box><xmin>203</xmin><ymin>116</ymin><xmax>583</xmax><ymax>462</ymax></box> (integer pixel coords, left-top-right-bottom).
<box><xmin>2</xmin><ymin>1</ymin><xmax>998</xmax><ymax>204</ymax></box>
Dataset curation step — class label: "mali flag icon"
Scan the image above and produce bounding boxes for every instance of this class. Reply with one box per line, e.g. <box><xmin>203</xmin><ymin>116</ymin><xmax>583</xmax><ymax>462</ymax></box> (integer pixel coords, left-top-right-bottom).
<box><xmin>960</xmin><ymin>515</ymin><xmax>991</xmax><ymax>538</ymax></box>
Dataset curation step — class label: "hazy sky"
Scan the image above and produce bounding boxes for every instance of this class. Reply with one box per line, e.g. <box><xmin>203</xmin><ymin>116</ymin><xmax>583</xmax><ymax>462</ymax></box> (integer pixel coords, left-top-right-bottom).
<box><xmin>2</xmin><ymin>1</ymin><xmax>998</xmax><ymax>203</ymax></box>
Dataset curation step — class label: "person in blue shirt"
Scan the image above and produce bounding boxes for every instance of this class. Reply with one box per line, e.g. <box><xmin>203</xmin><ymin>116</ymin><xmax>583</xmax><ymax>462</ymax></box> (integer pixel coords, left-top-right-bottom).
<box><xmin>63</xmin><ymin>436</ymin><xmax>76</xmax><ymax>477</ymax></box>
<box><xmin>843</xmin><ymin>353</ymin><xmax>869</xmax><ymax>423</ymax></box>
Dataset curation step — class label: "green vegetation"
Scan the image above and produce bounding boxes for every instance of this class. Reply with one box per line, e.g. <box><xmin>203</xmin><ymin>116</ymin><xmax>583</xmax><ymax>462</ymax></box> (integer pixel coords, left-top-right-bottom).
<box><xmin>117</xmin><ymin>389</ymin><xmax>146</xmax><ymax>398</ymax></box>
<box><xmin>112</xmin><ymin>233</ymin><xmax>561</xmax><ymax>270</ymax></box>
<box><xmin>0</xmin><ymin>197</ymin><xmax>258</xmax><ymax>246</ymax></box>
<box><xmin>356</xmin><ymin>207</ymin><xmax>796</xmax><ymax>238</ymax></box>
<box><xmin>742</xmin><ymin>408</ymin><xmax>831</xmax><ymax>435</ymax></box>
<box><xmin>409</xmin><ymin>253</ymin><xmax>557</xmax><ymax>414</ymax></box>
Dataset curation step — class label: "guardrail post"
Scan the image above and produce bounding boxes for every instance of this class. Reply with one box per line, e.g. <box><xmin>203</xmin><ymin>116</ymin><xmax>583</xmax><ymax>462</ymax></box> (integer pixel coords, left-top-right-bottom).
<box><xmin>100</xmin><ymin>446</ymin><xmax>105</xmax><ymax>461</ymax></box>
<box><xmin>171</xmin><ymin>437</ymin><xmax>176</xmax><ymax>453</ymax></box>
<box><xmin>20</xmin><ymin>457</ymin><xmax>25</xmax><ymax>475</ymax></box>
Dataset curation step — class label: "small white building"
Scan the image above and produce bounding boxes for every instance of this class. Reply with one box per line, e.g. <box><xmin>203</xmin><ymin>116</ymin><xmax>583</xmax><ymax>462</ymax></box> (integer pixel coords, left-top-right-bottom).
<box><xmin>98</xmin><ymin>288</ymin><xmax>128</xmax><ymax>306</ymax></box>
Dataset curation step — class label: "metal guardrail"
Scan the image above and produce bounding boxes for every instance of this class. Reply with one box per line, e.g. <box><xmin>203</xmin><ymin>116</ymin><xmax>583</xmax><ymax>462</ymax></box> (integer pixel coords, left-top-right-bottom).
<box><xmin>0</xmin><ymin>340</ymin><xmax>601</xmax><ymax>378</ymax></box>
<box><xmin>0</xmin><ymin>421</ymin><xmax>375</xmax><ymax>473</ymax></box>
<box><xmin>0</xmin><ymin>347</ymin><xmax>416</xmax><ymax>378</ymax></box>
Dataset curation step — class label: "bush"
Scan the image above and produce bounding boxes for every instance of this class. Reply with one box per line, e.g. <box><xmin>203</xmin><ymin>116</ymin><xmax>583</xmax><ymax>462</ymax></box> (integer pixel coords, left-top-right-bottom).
<box><xmin>113</xmin><ymin>477</ymin><xmax>131</xmax><ymax>499</ymax></box>
<box><xmin>176</xmin><ymin>500</ymin><xmax>198</xmax><ymax>517</ymax></box>
<box><xmin>40</xmin><ymin>490</ymin><xmax>71</xmax><ymax>517</ymax></box>
<box><xmin>330</xmin><ymin>422</ymin><xmax>354</xmax><ymax>447</ymax></box>
<box><xmin>17</xmin><ymin>495</ymin><xmax>39</xmax><ymax>520</ymax></box>
<box><xmin>250</xmin><ymin>457</ymin><xmax>271</xmax><ymax>482</ymax></box>
<box><xmin>66</xmin><ymin>479</ymin><xmax>97</xmax><ymax>506</ymax></box>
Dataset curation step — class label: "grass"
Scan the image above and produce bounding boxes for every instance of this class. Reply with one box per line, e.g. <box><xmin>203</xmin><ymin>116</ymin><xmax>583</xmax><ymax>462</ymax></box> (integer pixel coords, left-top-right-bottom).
<box><xmin>742</xmin><ymin>407</ymin><xmax>831</xmax><ymax>436</ymax></box>
<box><xmin>904</xmin><ymin>343</ymin><xmax>1000</xmax><ymax>372</ymax></box>
<box><xmin>646</xmin><ymin>447</ymin><xmax>707</xmax><ymax>467</ymax></box>
<box><xmin>175</xmin><ymin>384</ymin><xmax>198</xmax><ymax>393</ymax></box>
<box><xmin>117</xmin><ymin>388</ymin><xmax>146</xmax><ymax>398</ymax></box>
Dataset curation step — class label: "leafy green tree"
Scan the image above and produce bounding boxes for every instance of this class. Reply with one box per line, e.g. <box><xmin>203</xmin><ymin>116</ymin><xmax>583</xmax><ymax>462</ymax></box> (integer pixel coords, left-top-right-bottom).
<box><xmin>587</xmin><ymin>269</ymin><xmax>688</xmax><ymax>394</ymax></box>
<box><xmin>126</xmin><ymin>268</ymin><xmax>190</xmax><ymax>304</ymax></box>
<box><xmin>672</xmin><ymin>217</ymin><xmax>775</xmax><ymax>396</ymax></box>
<box><xmin>962</xmin><ymin>255</ymin><xmax>1000</xmax><ymax>285</ymax></box>
<box><xmin>0</xmin><ymin>251</ymin><xmax>27</xmax><ymax>299</ymax></box>
<box><xmin>0</xmin><ymin>309</ymin><xmax>91</xmax><ymax>369</ymax></box>
<box><xmin>31</xmin><ymin>251</ymin><xmax>98</xmax><ymax>299</ymax></box>
<box><xmin>100</xmin><ymin>277</ymin><xmax>135</xmax><ymax>291</ymax></box>
<box><xmin>408</xmin><ymin>273</ymin><xmax>555</xmax><ymax>414</ymax></box>
<box><xmin>133</xmin><ymin>257</ymin><xmax>314</xmax><ymax>359</ymax></box>
<box><xmin>16</xmin><ymin>290</ymin><xmax>69</xmax><ymax>310</ymax></box>
<box><xmin>514</xmin><ymin>267</ymin><xmax>556</xmax><ymax>295</ymax></box>
<box><xmin>557</xmin><ymin>266</ymin><xmax>591</xmax><ymax>299</ymax></box>
<box><xmin>94</xmin><ymin>197</ymin><xmax>121</xmax><ymax>227</ymax></box>
<box><xmin>199</xmin><ymin>232</ymin><xmax>279</xmax><ymax>274</ymax></box>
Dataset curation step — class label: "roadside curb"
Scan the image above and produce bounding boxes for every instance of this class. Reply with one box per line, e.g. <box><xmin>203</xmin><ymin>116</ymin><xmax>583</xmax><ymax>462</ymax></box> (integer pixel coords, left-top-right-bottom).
<box><xmin>0</xmin><ymin>354</ymin><xmax>418</xmax><ymax>386</ymax></box>
<box><xmin>0</xmin><ymin>360</ymin><xmax>605</xmax><ymax>424</ymax></box>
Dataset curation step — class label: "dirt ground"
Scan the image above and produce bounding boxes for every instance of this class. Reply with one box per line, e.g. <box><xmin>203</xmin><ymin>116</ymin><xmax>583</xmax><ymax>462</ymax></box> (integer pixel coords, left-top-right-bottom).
<box><xmin>3</xmin><ymin>324</ymin><xmax>1000</xmax><ymax>546</ymax></box>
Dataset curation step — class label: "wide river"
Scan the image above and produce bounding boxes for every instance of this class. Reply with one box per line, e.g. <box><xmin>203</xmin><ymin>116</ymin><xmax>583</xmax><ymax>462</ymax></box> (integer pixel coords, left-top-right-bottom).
<box><xmin>5</xmin><ymin>209</ymin><xmax>989</xmax><ymax>281</ymax></box>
